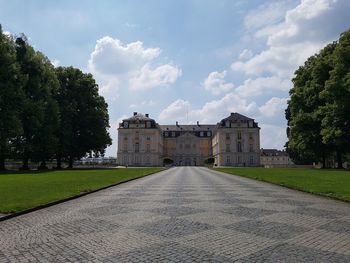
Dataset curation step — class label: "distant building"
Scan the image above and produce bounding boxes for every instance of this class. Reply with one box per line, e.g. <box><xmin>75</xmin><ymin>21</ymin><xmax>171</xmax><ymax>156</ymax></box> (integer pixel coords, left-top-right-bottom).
<box><xmin>260</xmin><ymin>149</ymin><xmax>294</xmax><ymax>168</ymax></box>
<box><xmin>117</xmin><ymin>112</ymin><xmax>260</xmax><ymax>167</ymax></box>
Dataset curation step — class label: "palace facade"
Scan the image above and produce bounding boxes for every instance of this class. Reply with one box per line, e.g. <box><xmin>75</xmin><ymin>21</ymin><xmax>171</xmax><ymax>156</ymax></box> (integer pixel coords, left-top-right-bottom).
<box><xmin>117</xmin><ymin>112</ymin><xmax>260</xmax><ymax>167</ymax></box>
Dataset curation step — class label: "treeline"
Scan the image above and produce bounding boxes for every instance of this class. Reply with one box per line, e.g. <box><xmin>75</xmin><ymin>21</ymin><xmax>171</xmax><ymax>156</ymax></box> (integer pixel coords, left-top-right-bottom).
<box><xmin>286</xmin><ymin>29</ymin><xmax>350</xmax><ymax>168</ymax></box>
<box><xmin>0</xmin><ymin>25</ymin><xmax>111</xmax><ymax>170</ymax></box>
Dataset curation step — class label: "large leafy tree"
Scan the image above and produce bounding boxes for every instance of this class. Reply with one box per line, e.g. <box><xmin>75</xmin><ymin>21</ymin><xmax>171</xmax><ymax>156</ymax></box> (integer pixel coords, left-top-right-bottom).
<box><xmin>55</xmin><ymin>67</ymin><xmax>112</xmax><ymax>168</ymax></box>
<box><xmin>320</xmin><ymin>30</ymin><xmax>350</xmax><ymax>168</ymax></box>
<box><xmin>286</xmin><ymin>29</ymin><xmax>350</xmax><ymax>168</ymax></box>
<box><xmin>0</xmin><ymin>25</ymin><xmax>24</xmax><ymax>170</ymax></box>
<box><xmin>14</xmin><ymin>36</ymin><xmax>59</xmax><ymax>169</ymax></box>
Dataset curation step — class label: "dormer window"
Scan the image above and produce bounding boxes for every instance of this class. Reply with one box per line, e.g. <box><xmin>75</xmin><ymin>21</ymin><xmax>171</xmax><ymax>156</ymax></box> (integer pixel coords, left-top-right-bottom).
<box><xmin>124</xmin><ymin>122</ymin><xmax>129</xmax><ymax>128</ymax></box>
<box><xmin>165</xmin><ymin>132</ymin><xmax>169</xmax><ymax>137</ymax></box>
<box><xmin>146</xmin><ymin>121</ymin><xmax>151</xmax><ymax>128</ymax></box>
<box><xmin>225</xmin><ymin>121</ymin><xmax>230</xmax><ymax>127</ymax></box>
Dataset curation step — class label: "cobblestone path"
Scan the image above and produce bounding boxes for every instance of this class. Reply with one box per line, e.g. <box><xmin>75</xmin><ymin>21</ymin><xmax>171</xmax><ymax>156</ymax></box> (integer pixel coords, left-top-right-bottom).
<box><xmin>0</xmin><ymin>167</ymin><xmax>350</xmax><ymax>262</ymax></box>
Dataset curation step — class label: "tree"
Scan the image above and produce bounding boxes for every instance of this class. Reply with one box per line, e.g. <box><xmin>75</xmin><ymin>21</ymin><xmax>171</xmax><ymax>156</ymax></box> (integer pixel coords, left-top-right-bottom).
<box><xmin>55</xmin><ymin>67</ymin><xmax>112</xmax><ymax>168</ymax></box>
<box><xmin>14</xmin><ymin>36</ymin><xmax>60</xmax><ymax>169</ymax></box>
<box><xmin>320</xmin><ymin>30</ymin><xmax>350</xmax><ymax>168</ymax></box>
<box><xmin>0</xmin><ymin>25</ymin><xmax>24</xmax><ymax>170</ymax></box>
<box><xmin>286</xmin><ymin>29</ymin><xmax>350</xmax><ymax>168</ymax></box>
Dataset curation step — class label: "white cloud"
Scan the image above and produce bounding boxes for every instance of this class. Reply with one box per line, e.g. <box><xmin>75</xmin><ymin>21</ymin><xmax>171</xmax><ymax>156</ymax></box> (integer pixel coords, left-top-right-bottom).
<box><xmin>232</xmin><ymin>0</ymin><xmax>350</xmax><ymax>78</ymax></box>
<box><xmin>259</xmin><ymin>97</ymin><xmax>288</xmax><ymax>118</ymax></box>
<box><xmin>159</xmin><ymin>99</ymin><xmax>190</xmax><ymax>122</ymax></box>
<box><xmin>88</xmin><ymin>36</ymin><xmax>181</xmax><ymax>94</ymax></box>
<box><xmin>129</xmin><ymin>64</ymin><xmax>182</xmax><ymax>91</ymax></box>
<box><xmin>89</xmin><ymin>36</ymin><xmax>160</xmax><ymax>76</ymax></box>
<box><xmin>236</xmin><ymin>76</ymin><xmax>291</xmax><ymax>97</ymax></box>
<box><xmin>190</xmin><ymin>92</ymin><xmax>258</xmax><ymax>123</ymax></box>
<box><xmin>238</xmin><ymin>49</ymin><xmax>253</xmax><ymax>60</ymax></box>
<box><xmin>244</xmin><ymin>1</ymin><xmax>294</xmax><ymax>31</ymax></box>
<box><xmin>202</xmin><ymin>71</ymin><xmax>234</xmax><ymax>95</ymax></box>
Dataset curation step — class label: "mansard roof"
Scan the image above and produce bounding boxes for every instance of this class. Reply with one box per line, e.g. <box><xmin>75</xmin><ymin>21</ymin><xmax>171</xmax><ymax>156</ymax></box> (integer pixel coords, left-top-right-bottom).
<box><xmin>123</xmin><ymin>112</ymin><xmax>155</xmax><ymax>122</ymax></box>
<box><xmin>221</xmin><ymin>112</ymin><xmax>253</xmax><ymax>122</ymax></box>
<box><xmin>159</xmin><ymin>124</ymin><xmax>217</xmax><ymax>132</ymax></box>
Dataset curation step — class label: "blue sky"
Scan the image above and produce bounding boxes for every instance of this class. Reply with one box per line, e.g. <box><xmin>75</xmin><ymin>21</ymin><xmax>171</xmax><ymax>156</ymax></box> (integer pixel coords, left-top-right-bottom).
<box><xmin>1</xmin><ymin>0</ymin><xmax>349</xmax><ymax>157</ymax></box>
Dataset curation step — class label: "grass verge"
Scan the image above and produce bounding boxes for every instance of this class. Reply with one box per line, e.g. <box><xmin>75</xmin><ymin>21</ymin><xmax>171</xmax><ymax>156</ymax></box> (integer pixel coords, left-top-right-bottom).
<box><xmin>215</xmin><ymin>167</ymin><xmax>350</xmax><ymax>202</ymax></box>
<box><xmin>0</xmin><ymin>168</ymin><xmax>164</xmax><ymax>213</ymax></box>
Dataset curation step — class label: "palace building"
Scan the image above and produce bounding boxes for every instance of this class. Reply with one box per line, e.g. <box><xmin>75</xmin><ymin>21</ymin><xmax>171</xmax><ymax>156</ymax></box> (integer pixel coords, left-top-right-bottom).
<box><xmin>117</xmin><ymin>112</ymin><xmax>260</xmax><ymax>167</ymax></box>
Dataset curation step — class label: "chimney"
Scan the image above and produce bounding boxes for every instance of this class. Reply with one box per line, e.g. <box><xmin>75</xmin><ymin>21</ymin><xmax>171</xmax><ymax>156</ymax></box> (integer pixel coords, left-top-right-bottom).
<box><xmin>145</xmin><ymin>113</ymin><xmax>149</xmax><ymax>117</ymax></box>
<box><xmin>231</xmin><ymin>112</ymin><xmax>235</xmax><ymax>116</ymax></box>
<box><xmin>133</xmin><ymin>112</ymin><xmax>137</xmax><ymax>116</ymax></box>
<box><xmin>176</xmin><ymin>121</ymin><xmax>179</xmax><ymax>127</ymax></box>
<box><xmin>197</xmin><ymin>121</ymin><xmax>200</xmax><ymax>126</ymax></box>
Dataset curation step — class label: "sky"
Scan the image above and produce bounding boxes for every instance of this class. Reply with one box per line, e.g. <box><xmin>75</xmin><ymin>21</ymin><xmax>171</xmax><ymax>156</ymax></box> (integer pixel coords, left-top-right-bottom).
<box><xmin>1</xmin><ymin>0</ymin><xmax>349</xmax><ymax>157</ymax></box>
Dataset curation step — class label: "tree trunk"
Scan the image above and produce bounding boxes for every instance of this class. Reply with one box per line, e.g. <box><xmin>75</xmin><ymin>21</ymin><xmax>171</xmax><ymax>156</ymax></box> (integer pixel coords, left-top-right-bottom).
<box><xmin>21</xmin><ymin>157</ymin><xmax>30</xmax><ymax>170</ymax></box>
<box><xmin>56</xmin><ymin>155</ymin><xmax>62</xmax><ymax>169</ymax></box>
<box><xmin>322</xmin><ymin>152</ymin><xmax>326</xmax><ymax>169</ymax></box>
<box><xmin>39</xmin><ymin>160</ymin><xmax>48</xmax><ymax>170</ymax></box>
<box><xmin>336</xmin><ymin>151</ymin><xmax>343</xmax><ymax>169</ymax></box>
<box><xmin>0</xmin><ymin>155</ymin><xmax>6</xmax><ymax>171</ymax></box>
<box><xmin>68</xmin><ymin>155</ymin><xmax>73</xmax><ymax>169</ymax></box>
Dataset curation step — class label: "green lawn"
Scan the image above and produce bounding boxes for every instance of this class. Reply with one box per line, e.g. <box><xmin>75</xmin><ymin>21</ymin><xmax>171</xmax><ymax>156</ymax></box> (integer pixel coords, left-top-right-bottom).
<box><xmin>215</xmin><ymin>167</ymin><xmax>350</xmax><ymax>201</ymax></box>
<box><xmin>0</xmin><ymin>168</ymin><xmax>164</xmax><ymax>213</ymax></box>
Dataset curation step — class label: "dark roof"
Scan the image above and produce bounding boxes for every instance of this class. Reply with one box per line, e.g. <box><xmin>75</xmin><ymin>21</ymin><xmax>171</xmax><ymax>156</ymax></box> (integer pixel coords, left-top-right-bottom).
<box><xmin>159</xmin><ymin>124</ymin><xmax>217</xmax><ymax>132</ymax></box>
<box><xmin>123</xmin><ymin>112</ymin><xmax>155</xmax><ymax>122</ymax></box>
<box><xmin>221</xmin><ymin>112</ymin><xmax>253</xmax><ymax>122</ymax></box>
<box><xmin>261</xmin><ymin>149</ymin><xmax>288</xmax><ymax>156</ymax></box>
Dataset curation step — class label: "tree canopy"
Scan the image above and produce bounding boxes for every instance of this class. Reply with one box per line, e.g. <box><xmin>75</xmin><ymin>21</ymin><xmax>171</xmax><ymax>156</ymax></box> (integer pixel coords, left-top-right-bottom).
<box><xmin>286</xmin><ymin>29</ymin><xmax>350</xmax><ymax>168</ymax></box>
<box><xmin>0</xmin><ymin>25</ymin><xmax>112</xmax><ymax>170</ymax></box>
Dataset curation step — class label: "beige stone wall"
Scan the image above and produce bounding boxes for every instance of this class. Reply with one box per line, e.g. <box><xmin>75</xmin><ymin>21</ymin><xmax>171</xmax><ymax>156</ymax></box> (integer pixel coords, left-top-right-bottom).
<box><xmin>260</xmin><ymin>155</ymin><xmax>294</xmax><ymax>168</ymax></box>
<box><xmin>117</xmin><ymin>128</ymin><xmax>163</xmax><ymax>166</ymax></box>
<box><xmin>164</xmin><ymin>133</ymin><xmax>212</xmax><ymax>166</ymax></box>
<box><xmin>213</xmin><ymin>127</ymin><xmax>260</xmax><ymax>167</ymax></box>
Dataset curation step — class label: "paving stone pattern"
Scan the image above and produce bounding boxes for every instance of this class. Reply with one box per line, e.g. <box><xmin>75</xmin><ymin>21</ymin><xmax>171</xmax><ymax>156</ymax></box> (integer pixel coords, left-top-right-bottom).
<box><xmin>0</xmin><ymin>167</ymin><xmax>350</xmax><ymax>262</ymax></box>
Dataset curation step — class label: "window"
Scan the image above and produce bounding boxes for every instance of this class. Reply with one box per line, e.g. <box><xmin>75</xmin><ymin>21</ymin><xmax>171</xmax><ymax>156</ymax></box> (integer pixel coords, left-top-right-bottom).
<box><xmin>226</xmin><ymin>144</ymin><xmax>230</xmax><ymax>152</ymax></box>
<box><xmin>226</xmin><ymin>133</ymin><xmax>230</xmax><ymax>140</ymax></box>
<box><xmin>249</xmin><ymin>144</ymin><xmax>253</xmax><ymax>152</ymax></box>
<box><xmin>249</xmin><ymin>133</ymin><xmax>253</xmax><ymax>139</ymax></box>
<box><xmin>225</xmin><ymin>121</ymin><xmax>230</xmax><ymax>127</ymax></box>
<box><xmin>250</xmin><ymin>156</ymin><xmax>254</xmax><ymax>164</ymax></box>
<box><xmin>123</xmin><ymin>144</ymin><xmax>128</xmax><ymax>152</ymax></box>
<box><xmin>146</xmin><ymin>144</ymin><xmax>150</xmax><ymax>152</ymax></box>
<box><xmin>146</xmin><ymin>136</ymin><xmax>150</xmax><ymax>141</ymax></box>
<box><xmin>135</xmin><ymin>143</ymin><xmax>139</xmax><ymax>152</ymax></box>
<box><xmin>207</xmin><ymin>131</ymin><xmax>211</xmax><ymax>136</ymax></box>
<box><xmin>237</xmin><ymin>142</ymin><xmax>242</xmax><ymax>152</ymax></box>
<box><xmin>146</xmin><ymin>121</ymin><xmax>151</xmax><ymax>128</ymax></box>
<box><xmin>200</xmin><ymin>131</ymin><xmax>204</xmax><ymax>137</ymax></box>
<box><xmin>124</xmin><ymin>122</ymin><xmax>128</xmax><ymax>128</ymax></box>
<box><xmin>165</xmin><ymin>132</ymin><xmax>169</xmax><ymax>137</ymax></box>
<box><xmin>226</xmin><ymin>155</ymin><xmax>230</xmax><ymax>164</ymax></box>
<box><xmin>172</xmin><ymin>131</ymin><xmax>175</xmax><ymax>137</ymax></box>
<box><xmin>237</xmin><ymin>131</ymin><xmax>242</xmax><ymax>140</ymax></box>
